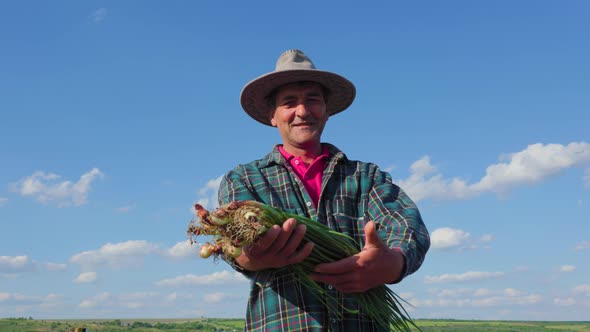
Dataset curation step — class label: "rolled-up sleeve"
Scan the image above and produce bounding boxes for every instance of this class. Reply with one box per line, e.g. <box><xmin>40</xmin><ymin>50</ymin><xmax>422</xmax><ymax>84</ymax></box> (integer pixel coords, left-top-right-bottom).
<box><xmin>366</xmin><ymin>168</ymin><xmax>430</xmax><ymax>280</ymax></box>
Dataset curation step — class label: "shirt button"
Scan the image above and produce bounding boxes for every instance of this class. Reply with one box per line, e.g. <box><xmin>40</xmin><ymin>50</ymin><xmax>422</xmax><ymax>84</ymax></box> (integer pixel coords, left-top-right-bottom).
<box><xmin>328</xmin><ymin>285</ymin><xmax>333</xmax><ymax>290</ymax></box>
<box><xmin>295</xmin><ymin>160</ymin><xmax>300</xmax><ymax>165</ymax></box>
<box><xmin>306</xmin><ymin>202</ymin><xmax>312</xmax><ymax>207</ymax></box>
<box><xmin>331</xmin><ymin>318</ymin><xmax>337</xmax><ymax>324</ymax></box>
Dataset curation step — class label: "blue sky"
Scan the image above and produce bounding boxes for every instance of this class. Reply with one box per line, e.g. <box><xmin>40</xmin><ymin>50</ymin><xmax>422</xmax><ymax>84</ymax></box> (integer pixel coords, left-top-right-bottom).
<box><xmin>1</xmin><ymin>1</ymin><xmax>589</xmax><ymax>321</ymax></box>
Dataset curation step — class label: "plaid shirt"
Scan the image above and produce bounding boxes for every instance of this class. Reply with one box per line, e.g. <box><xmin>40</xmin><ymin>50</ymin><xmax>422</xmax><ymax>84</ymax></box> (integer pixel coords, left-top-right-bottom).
<box><xmin>218</xmin><ymin>143</ymin><xmax>430</xmax><ymax>332</ymax></box>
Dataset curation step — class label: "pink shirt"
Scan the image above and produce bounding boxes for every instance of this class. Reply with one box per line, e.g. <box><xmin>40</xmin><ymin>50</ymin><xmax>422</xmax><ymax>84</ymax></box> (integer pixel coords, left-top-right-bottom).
<box><xmin>279</xmin><ymin>145</ymin><xmax>329</xmax><ymax>207</ymax></box>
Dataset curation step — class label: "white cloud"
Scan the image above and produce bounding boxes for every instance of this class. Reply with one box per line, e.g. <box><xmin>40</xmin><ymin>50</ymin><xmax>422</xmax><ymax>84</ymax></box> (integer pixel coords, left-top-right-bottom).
<box><xmin>424</xmin><ymin>271</ymin><xmax>505</xmax><ymax>284</ymax></box>
<box><xmin>12</xmin><ymin>168</ymin><xmax>104</xmax><ymax>207</ymax></box>
<box><xmin>554</xmin><ymin>297</ymin><xmax>576</xmax><ymax>306</ymax></box>
<box><xmin>79</xmin><ymin>291</ymin><xmax>177</xmax><ymax>310</ymax></box>
<box><xmin>70</xmin><ymin>240</ymin><xmax>158</xmax><ymax>269</ymax></box>
<box><xmin>43</xmin><ymin>262</ymin><xmax>67</xmax><ymax>271</ymax></box>
<box><xmin>0</xmin><ymin>255</ymin><xmax>34</xmax><ymax>272</ymax></box>
<box><xmin>473</xmin><ymin>288</ymin><xmax>492</xmax><ymax>297</ymax></box>
<box><xmin>203</xmin><ymin>292</ymin><xmax>234</xmax><ymax>303</ymax></box>
<box><xmin>573</xmin><ymin>284</ymin><xmax>590</xmax><ymax>296</ymax></box>
<box><xmin>559</xmin><ymin>265</ymin><xmax>576</xmax><ymax>273</ymax></box>
<box><xmin>196</xmin><ymin>175</ymin><xmax>223</xmax><ymax>210</ymax></box>
<box><xmin>79</xmin><ymin>292</ymin><xmax>111</xmax><ymax>308</ymax></box>
<box><xmin>93</xmin><ymin>8</ymin><xmax>107</xmax><ymax>23</ymax></box>
<box><xmin>155</xmin><ymin>270</ymin><xmax>248</xmax><ymax>287</ymax></box>
<box><xmin>503</xmin><ymin>288</ymin><xmax>525</xmax><ymax>297</ymax></box>
<box><xmin>397</xmin><ymin>142</ymin><xmax>590</xmax><ymax>202</ymax></box>
<box><xmin>0</xmin><ymin>197</ymin><xmax>7</xmax><ymax>206</ymax></box>
<box><xmin>0</xmin><ymin>292</ymin><xmax>62</xmax><ymax>305</ymax></box>
<box><xmin>430</xmin><ymin>227</ymin><xmax>470</xmax><ymax>250</ymax></box>
<box><xmin>479</xmin><ymin>234</ymin><xmax>494</xmax><ymax>242</ymax></box>
<box><xmin>574</xmin><ymin>240</ymin><xmax>590</xmax><ymax>251</ymax></box>
<box><xmin>163</xmin><ymin>240</ymin><xmax>195</xmax><ymax>259</ymax></box>
<box><xmin>412</xmin><ymin>287</ymin><xmax>542</xmax><ymax>308</ymax></box>
<box><xmin>396</xmin><ymin>156</ymin><xmax>476</xmax><ymax>201</ymax></box>
<box><xmin>0</xmin><ymin>292</ymin><xmax>29</xmax><ymax>302</ymax></box>
<box><xmin>0</xmin><ymin>256</ymin><xmax>68</xmax><ymax>274</ymax></box>
<box><xmin>474</xmin><ymin>142</ymin><xmax>590</xmax><ymax>192</ymax></box>
<box><xmin>74</xmin><ymin>272</ymin><xmax>97</xmax><ymax>283</ymax></box>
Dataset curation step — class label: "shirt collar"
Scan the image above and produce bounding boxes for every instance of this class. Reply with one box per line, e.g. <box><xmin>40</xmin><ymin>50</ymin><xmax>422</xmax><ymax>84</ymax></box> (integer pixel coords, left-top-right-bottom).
<box><xmin>277</xmin><ymin>145</ymin><xmax>330</xmax><ymax>164</ymax></box>
<box><xmin>259</xmin><ymin>143</ymin><xmax>346</xmax><ymax>169</ymax></box>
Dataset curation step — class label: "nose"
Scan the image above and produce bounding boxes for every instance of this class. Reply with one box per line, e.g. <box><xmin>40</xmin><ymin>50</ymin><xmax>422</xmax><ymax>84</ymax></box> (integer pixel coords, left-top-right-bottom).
<box><xmin>294</xmin><ymin>102</ymin><xmax>310</xmax><ymax>117</ymax></box>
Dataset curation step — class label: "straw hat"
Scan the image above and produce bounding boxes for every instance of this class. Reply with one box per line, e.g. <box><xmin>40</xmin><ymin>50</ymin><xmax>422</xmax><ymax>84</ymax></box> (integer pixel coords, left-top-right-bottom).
<box><xmin>240</xmin><ymin>49</ymin><xmax>356</xmax><ymax>126</ymax></box>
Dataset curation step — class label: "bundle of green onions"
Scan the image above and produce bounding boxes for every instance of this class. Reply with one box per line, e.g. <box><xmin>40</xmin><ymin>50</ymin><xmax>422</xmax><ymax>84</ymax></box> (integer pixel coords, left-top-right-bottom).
<box><xmin>187</xmin><ymin>200</ymin><xmax>418</xmax><ymax>331</ymax></box>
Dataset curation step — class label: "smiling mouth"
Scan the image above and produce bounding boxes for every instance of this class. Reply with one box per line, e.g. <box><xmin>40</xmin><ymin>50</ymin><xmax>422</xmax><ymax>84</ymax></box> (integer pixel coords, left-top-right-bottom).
<box><xmin>293</xmin><ymin>122</ymin><xmax>315</xmax><ymax>127</ymax></box>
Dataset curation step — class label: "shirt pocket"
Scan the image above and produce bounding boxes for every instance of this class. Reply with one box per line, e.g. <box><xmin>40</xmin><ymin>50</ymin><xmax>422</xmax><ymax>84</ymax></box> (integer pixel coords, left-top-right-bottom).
<box><xmin>325</xmin><ymin>198</ymin><xmax>367</xmax><ymax>246</ymax></box>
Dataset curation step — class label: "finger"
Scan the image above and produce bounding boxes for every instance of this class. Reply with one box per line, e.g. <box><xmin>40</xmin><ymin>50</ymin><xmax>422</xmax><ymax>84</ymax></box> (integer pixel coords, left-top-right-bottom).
<box><xmin>363</xmin><ymin>220</ymin><xmax>385</xmax><ymax>250</ymax></box>
<box><xmin>254</xmin><ymin>224</ymin><xmax>282</xmax><ymax>251</ymax></box>
<box><xmin>286</xmin><ymin>241</ymin><xmax>314</xmax><ymax>264</ymax></box>
<box><xmin>280</xmin><ymin>224</ymin><xmax>307</xmax><ymax>255</ymax></box>
<box><xmin>333</xmin><ymin>281</ymin><xmax>367</xmax><ymax>294</ymax></box>
<box><xmin>310</xmin><ymin>269</ymin><xmax>354</xmax><ymax>285</ymax></box>
<box><xmin>267</xmin><ymin>218</ymin><xmax>297</xmax><ymax>253</ymax></box>
<box><xmin>314</xmin><ymin>256</ymin><xmax>357</xmax><ymax>274</ymax></box>
<box><xmin>245</xmin><ymin>225</ymin><xmax>281</xmax><ymax>257</ymax></box>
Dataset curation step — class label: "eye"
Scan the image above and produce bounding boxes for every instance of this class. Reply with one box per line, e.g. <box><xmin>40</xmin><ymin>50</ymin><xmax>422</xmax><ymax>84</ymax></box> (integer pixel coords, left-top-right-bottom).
<box><xmin>307</xmin><ymin>95</ymin><xmax>323</xmax><ymax>104</ymax></box>
<box><xmin>280</xmin><ymin>99</ymin><xmax>297</xmax><ymax>107</ymax></box>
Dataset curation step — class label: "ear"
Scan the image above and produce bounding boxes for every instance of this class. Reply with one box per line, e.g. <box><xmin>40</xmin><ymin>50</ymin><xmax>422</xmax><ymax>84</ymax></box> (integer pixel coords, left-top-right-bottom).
<box><xmin>270</xmin><ymin>111</ymin><xmax>277</xmax><ymax>127</ymax></box>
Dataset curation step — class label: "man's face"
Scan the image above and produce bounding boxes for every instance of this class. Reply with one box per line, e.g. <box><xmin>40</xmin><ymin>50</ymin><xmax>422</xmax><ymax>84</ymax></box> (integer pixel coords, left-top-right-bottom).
<box><xmin>270</xmin><ymin>82</ymin><xmax>328</xmax><ymax>153</ymax></box>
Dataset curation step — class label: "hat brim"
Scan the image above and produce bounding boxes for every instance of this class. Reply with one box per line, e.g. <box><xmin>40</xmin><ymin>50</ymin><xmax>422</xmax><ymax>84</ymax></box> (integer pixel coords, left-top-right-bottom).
<box><xmin>240</xmin><ymin>69</ymin><xmax>356</xmax><ymax>126</ymax></box>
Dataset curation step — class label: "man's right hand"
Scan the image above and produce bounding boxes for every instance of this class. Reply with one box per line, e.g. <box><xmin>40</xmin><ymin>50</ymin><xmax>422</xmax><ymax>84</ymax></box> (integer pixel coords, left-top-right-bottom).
<box><xmin>235</xmin><ymin>218</ymin><xmax>314</xmax><ymax>271</ymax></box>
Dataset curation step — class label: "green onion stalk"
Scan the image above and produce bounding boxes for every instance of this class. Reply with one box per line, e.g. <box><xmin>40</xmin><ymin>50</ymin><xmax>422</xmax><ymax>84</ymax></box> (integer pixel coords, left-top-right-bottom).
<box><xmin>187</xmin><ymin>200</ymin><xmax>419</xmax><ymax>331</ymax></box>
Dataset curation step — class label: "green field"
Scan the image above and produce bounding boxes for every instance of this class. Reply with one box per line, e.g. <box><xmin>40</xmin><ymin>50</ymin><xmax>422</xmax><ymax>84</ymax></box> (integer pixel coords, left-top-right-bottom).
<box><xmin>1</xmin><ymin>318</ymin><xmax>589</xmax><ymax>331</ymax></box>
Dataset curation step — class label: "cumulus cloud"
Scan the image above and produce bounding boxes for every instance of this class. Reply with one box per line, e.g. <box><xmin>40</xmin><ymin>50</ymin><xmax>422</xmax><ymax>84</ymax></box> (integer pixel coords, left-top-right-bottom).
<box><xmin>202</xmin><ymin>292</ymin><xmax>241</xmax><ymax>303</ymax></box>
<box><xmin>474</xmin><ymin>142</ymin><xmax>590</xmax><ymax>191</ymax></box>
<box><xmin>195</xmin><ymin>175</ymin><xmax>223</xmax><ymax>210</ymax></box>
<box><xmin>480</xmin><ymin>234</ymin><xmax>494</xmax><ymax>242</ymax></box>
<box><xmin>573</xmin><ymin>284</ymin><xmax>590</xmax><ymax>296</ymax></box>
<box><xmin>155</xmin><ymin>270</ymin><xmax>248</xmax><ymax>287</ymax></box>
<box><xmin>574</xmin><ymin>240</ymin><xmax>590</xmax><ymax>251</ymax></box>
<box><xmin>74</xmin><ymin>272</ymin><xmax>97</xmax><ymax>283</ymax></box>
<box><xmin>79</xmin><ymin>291</ymin><xmax>177</xmax><ymax>310</ymax></box>
<box><xmin>559</xmin><ymin>265</ymin><xmax>576</xmax><ymax>273</ymax></box>
<box><xmin>0</xmin><ymin>256</ymin><xmax>68</xmax><ymax>275</ymax></box>
<box><xmin>0</xmin><ymin>292</ymin><xmax>64</xmax><ymax>314</ymax></box>
<box><xmin>396</xmin><ymin>156</ymin><xmax>476</xmax><ymax>201</ymax></box>
<box><xmin>412</xmin><ymin>287</ymin><xmax>541</xmax><ymax>308</ymax></box>
<box><xmin>473</xmin><ymin>288</ymin><xmax>493</xmax><ymax>297</ymax></box>
<box><xmin>424</xmin><ymin>271</ymin><xmax>505</xmax><ymax>284</ymax></box>
<box><xmin>554</xmin><ymin>297</ymin><xmax>576</xmax><ymax>306</ymax></box>
<box><xmin>92</xmin><ymin>8</ymin><xmax>107</xmax><ymax>23</ymax></box>
<box><xmin>70</xmin><ymin>240</ymin><xmax>158</xmax><ymax>269</ymax></box>
<box><xmin>79</xmin><ymin>292</ymin><xmax>111</xmax><ymax>308</ymax></box>
<box><xmin>430</xmin><ymin>227</ymin><xmax>470</xmax><ymax>250</ymax></box>
<box><xmin>0</xmin><ymin>255</ymin><xmax>34</xmax><ymax>273</ymax></box>
<box><xmin>43</xmin><ymin>262</ymin><xmax>67</xmax><ymax>271</ymax></box>
<box><xmin>69</xmin><ymin>239</ymin><xmax>198</xmax><ymax>270</ymax></box>
<box><xmin>12</xmin><ymin>168</ymin><xmax>104</xmax><ymax>207</ymax></box>
<box><xmin>397</xmin><ymin>142</ymin><xmax>590</xmax><ymax>202</ymax></box>
<box><xmin>163</xmin><ymin>240</ymin><xmax>195</xmax><ymax>259</ymax></box>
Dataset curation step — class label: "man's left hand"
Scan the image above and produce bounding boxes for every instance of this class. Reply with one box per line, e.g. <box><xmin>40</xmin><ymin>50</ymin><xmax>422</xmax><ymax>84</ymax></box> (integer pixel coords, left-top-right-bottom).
<box><xmin>310</xmin><ymin>221</ymin><xmax>405</xmax><ymax>293</ymax></box>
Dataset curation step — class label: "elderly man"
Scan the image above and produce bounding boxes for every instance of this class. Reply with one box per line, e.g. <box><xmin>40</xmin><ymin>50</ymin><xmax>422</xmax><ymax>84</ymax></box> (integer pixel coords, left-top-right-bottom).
<box><xmin>218</xmin><ymin>49</ymin><xmax>430</xmax><ymax>331</ymax></box>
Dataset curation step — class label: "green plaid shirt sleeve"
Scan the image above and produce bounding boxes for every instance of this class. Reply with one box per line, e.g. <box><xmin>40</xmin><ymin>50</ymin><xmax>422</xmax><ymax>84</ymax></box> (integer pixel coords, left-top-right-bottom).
<box><xmin>218</xmin><ymin>144</ymin><xmax>430</xmax><ymax>332</ymax></box>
